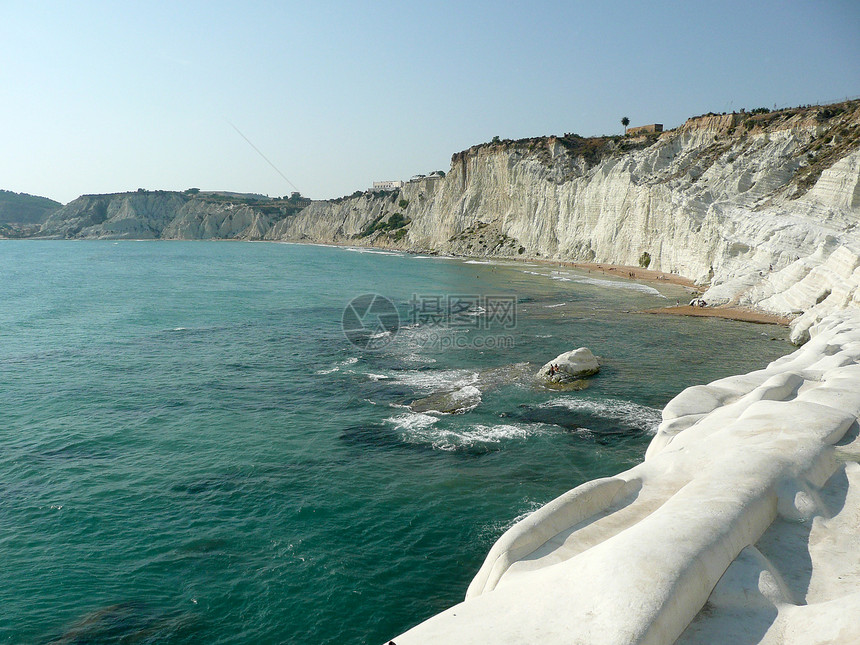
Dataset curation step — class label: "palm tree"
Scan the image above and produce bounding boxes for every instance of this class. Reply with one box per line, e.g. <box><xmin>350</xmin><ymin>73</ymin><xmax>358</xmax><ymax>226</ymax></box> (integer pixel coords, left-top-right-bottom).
<box><xmin>621</xmin><ymin>116</ymin><xmax>630</xmax><ymax>135</ymax></box>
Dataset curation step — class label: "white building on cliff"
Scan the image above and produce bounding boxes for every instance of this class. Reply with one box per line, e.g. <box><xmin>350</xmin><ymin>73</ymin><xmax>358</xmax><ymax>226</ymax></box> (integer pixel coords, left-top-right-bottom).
<box><xmin>372</xmin><ymin>180</ymin><xmax>404</xmax><ymax>191</ymax></box>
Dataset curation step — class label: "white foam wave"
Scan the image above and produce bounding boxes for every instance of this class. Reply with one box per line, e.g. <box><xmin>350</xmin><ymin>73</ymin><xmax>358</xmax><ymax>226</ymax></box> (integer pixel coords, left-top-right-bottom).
<box><xmin>451</xmin><ymin>385</ymin><xmax>482</xmax><ymax>413</ymax></box>
<box><xmin>521</xmin><ymin>269</ymin><xmax>666</xmax><ymax>297</ymax></box>
<box><xmin>387</xmin><ymin>369</ymin><xmax>478</xmax><ymax>392</ymax></box>
<box><xmin>413</xmin><ymin>385</ymin><xmax>483</xmax><ymax>414</ymax></box>
<box><xmin>544</xmin><ymin>303</ymin><xmax>567</xmax><ymax>308</ymax></box>
<box><xmin>479</xmin><ymin>498</ymin><xmax>546</xmax><ymax>540</ymax></box>
<box><xmin>542</xmin><ymin>397</ymin><xmax>663</xmax><ymax>433</ymax></box>
<box><xmin>385</xmin><ymin>412</ymin><xmax>439</xmax><ymax>432</ymax></box>
<box><xmin>461</xmin><ymin>306</ymin><xmax>486</xmax><ymax>316</ymax></box>
<box><xmin>343</xmin><ymin>247</ymin><xmax>404</xmax><ymax>256</ymax></box>
<box><xmin>315</xmin><ymin>356</ymin><xmax>359</xmax><ymax>375</ymax></box>
<box><xmin>571</xmin><ymin>276</ymin><xmax>664</xmax><ymax>296</ymax></box>
<box><xmin>505</xmin><ymin>499</ymin><xmax>546</xmax><ymax>527</ymax></box>
<box><xmin>400</xmin><ymin>353</ymin><xmax>437</xmax><ymax>364</ymax></box>
<box><xmin>399</xmin><ymin>421</ymin><xmax>544</xmax><ymax>451</ymax></box>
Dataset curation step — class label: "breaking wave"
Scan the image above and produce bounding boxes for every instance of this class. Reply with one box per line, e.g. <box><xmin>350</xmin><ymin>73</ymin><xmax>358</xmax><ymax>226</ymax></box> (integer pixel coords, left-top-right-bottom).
<box><xmin>387</xmin><ymin>416</ymin><xmax>546</xmax><ymax>452</ymax></box>
<box><xmin>521</xmin><ymin>269</ymin><xmax>666</xmax><ymax>296</ymax></box>
<box><xmin>343</xmin><ymin>247</ymin><xmax>405</xmax><ymax>257</ymax></box>
<box><xmin>540</xmin><ymin>397</ymin><xmax>663</xmax><ymax>434</ymax></box>
<box><xmin>570</xmin><ymin>276</ymin><xmax>664</xmax><ymax>296</ymax></box>
<box><xmin>315</xmin><ymin>356</ymin><xmax>359</xmax><ymax>375</ymax></box>
<box><xmin>479</xmin><ymin>498</ymin><xmax>548</xmax><ymax>541</ymax></box>
<box><xmin>410</xmin><ymin>385</ymin><xmax>482</xmax><ymax>414</ymax></box>
<box><xmin>382</xmin><ymin>369</ymin><xmax>478</xmax><ymax>393</ymax></box>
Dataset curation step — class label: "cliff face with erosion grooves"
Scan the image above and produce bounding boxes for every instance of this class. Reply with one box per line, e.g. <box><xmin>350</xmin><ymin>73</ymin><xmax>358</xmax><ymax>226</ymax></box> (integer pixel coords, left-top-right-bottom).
<box><xmin>28</xmin><ymin>101</ymin><xmax>860</xmax><ymax>644</ymax></box>
<box><xmin>391</xmin><ymin>311</ymin><xmax>860</xmax><ymax>644</ymax></box>
<box><xmin>38</xmin><ymin>191</ymin><xmax>298</xmax><ymax>241</ymax></box>
<box><xmin>270</xmin><ymin>101</ymin><xmax>860</xmax><ymax>344</ymax></box>
<box><xmin>380</xmin><ymin>104</ymin><xmax>860</xmax><ymax>644</ymax></box>
<box><xmin>36</xmin><ymin>102</ymin><xmax>860</xmax><ymax>345</ymax></box>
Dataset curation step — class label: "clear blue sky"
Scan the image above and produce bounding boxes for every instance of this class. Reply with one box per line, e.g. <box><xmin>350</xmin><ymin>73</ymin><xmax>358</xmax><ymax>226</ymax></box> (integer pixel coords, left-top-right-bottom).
<box><xmin>2</xmin><ymin>0</ymin><xmax>858</xmax><ymax>204</ymax></box>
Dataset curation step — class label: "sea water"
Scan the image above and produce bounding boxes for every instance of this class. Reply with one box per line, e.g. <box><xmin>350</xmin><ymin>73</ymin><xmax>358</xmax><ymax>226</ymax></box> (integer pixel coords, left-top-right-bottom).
<box><xmin>0</xmin><ymin>241</ymin><xmax>792</xmax><ymax>644</ymax></box>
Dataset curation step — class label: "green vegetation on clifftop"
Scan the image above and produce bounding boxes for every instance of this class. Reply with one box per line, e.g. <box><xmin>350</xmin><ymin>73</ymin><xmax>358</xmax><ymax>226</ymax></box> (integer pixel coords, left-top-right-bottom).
<box><xmin>0</xmin><ymin>190</ymin><xmax>61</xmax><ymax>225</ymax></box>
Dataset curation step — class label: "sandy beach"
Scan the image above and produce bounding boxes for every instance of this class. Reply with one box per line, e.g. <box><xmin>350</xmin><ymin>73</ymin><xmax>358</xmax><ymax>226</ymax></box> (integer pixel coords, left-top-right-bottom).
<box><xmin>565</xmin><ymin>261</ymin><xmax>698</xmax><ymax>288</ymax></box>
<box><xmin>640</xmin><ymin>304</ymin><xmax>793</xmax><ymax>326</ymax></box>
<box><xmin>528</xmin><ymin>258</ymin><xmax>793</xmax><ymax>326</ymax></box>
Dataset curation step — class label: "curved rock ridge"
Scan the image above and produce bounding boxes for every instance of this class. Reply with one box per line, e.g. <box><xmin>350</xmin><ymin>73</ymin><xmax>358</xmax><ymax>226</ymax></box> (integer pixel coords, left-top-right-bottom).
<box><xmin>390</xmin><ymin>311</ymin><xmax>860</xmax><ymax>644</ymax></box>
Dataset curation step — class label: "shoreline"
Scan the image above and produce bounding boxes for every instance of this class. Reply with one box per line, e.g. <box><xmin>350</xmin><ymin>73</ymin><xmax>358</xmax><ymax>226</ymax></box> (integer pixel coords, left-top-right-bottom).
<box><xmin>13</xmin><ymin>237</ymin><xmax>792</xmax><ymax>329</ymax></box>
<box><xmin>541</xmin><ymin>259</ymin><xmax>699</xmax><ymax>289</ymax></box>
<box><xmin>639</xmin><ymin>304</ymin><xmax>794</xmax><ymax>326</ymax></box>
<box><xmin>284</xmin><ymin>242</ymin><xmax>798</xmax><ymax>329</ymax></box>
<box><xmin>394</xmin><ymin>311</ymin><xmax>860</xmax><ymax>643</ymax></box>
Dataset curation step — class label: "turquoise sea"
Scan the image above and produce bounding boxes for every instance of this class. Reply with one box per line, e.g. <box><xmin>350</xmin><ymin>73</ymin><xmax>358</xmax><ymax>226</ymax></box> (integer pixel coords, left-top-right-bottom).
<box><xmin>0</xmin><ymin>241</ymin><xmax>792</xmax><ymax>644</ymax></box>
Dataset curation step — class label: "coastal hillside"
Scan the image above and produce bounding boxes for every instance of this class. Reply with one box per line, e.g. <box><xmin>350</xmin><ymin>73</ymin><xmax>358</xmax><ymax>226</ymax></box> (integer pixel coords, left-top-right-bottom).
<box><xmin>38</xmin><ymin>190</ymin><xmax>306</xmax><ymax>241</ymax></box>
<box><xmin>0</xmin><ymin>190</ymin><xmax>61</xmax><ymax>236</ymax></box>
<box><xmin>34</xmin><ymin>101</ymin><xmax>860</xmax><ymax>341</ymax></box>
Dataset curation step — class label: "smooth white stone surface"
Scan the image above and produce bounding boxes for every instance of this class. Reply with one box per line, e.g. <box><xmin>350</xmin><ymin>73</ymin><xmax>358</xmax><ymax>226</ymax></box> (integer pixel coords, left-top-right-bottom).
<box><xmin>390</xmin><ymin>313</ymin><xmax>860</xmax><ymax>645</ymax></box>
<box><xmin>537</xmin><ymin>347</ymin><xmax>600</xmax><ymax>382</ymax></box>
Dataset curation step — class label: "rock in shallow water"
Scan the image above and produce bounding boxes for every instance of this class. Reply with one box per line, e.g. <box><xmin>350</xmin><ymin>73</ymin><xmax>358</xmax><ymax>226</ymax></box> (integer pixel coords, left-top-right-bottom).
<box><xmin>410</xmin><ymin>385</ymin><xmax>482</xmax><ymax>414</ymax></box>
<box><xmin>537</xmin><ymin>347</ymin><xmax>599</xmax><ymax>384</ymax></box>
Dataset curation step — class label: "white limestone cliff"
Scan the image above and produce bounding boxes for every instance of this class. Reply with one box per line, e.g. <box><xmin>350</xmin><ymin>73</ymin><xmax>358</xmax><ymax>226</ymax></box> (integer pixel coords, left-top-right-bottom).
<box><xmin>38</xmin><ymin>103</ymin><xmax>860</xmax><ymax>348</ymax></box>
<box><xmin>28</xmin><ymin>101</ymin><xmax>860</xmax><ymax>644</ymax></box>
<box><xmin>39</xmin><ymin>192</ymin><xmax>283</xmax><ymax>241</ymax></box>
<box><xmin>272</xmin><ymin>102</ymin><xmax>860</xmax><ymax>344</ymax></box>
<box><xmin>379</xmin><ymin>104</ymin><xmax>860</xmax><ymax>644</ymax></box>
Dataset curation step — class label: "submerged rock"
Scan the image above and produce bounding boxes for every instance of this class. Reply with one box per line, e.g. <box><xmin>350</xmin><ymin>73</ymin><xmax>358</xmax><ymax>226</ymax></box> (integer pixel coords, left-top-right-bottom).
<box><xmin>410</xmin><ymin>385</ymin><xmax>482</xmax><ymax>414</ymax></box>
<box><xmin>391</xmin><ymin>311</ymin><xmax>860</xmax><ymax>645</ymax></box>
<box><xmin>537</xmin><ymin>347</ymin><xmax>599</xmax><ymax>384</ymax></box>
<box><xmin>408</xmin><ymin>363</ymin><xmax>535</xmax><ymax>414</ymax></box>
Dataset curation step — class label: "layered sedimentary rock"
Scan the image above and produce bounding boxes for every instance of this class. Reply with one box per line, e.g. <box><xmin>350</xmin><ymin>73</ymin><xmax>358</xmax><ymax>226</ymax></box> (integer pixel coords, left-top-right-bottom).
<box><xmin>29</xmin><ymin>102</ymin><xmax>860</xmax><ymax>644</ymax></box>
<box><xmin>378</xmin><ymin>104</ymin><xmax>860</xmax><ymax>644</ymax></box>
<box><xmin>392</xmin><ymin>311</ymin><xmax>860</xmax><ymax>644</ymax></box>
<box><xmin>270</xmin><ymin>102</ymin><xmax>860</xmax><ymax>344</ymax></box>
<box><xmin>37</xmin><ymin>103</ymin><xmax>860</xmax><ymax>344</ymax></box>
<box><xmin>39</xmin><ymin>192</ymin><xmax>286</xmax><ymax>241</ymax></box>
